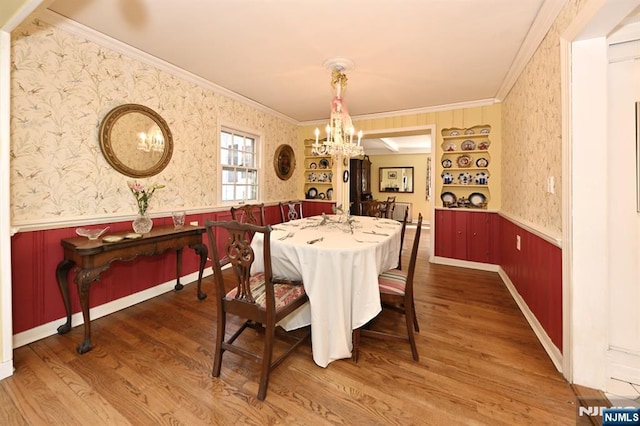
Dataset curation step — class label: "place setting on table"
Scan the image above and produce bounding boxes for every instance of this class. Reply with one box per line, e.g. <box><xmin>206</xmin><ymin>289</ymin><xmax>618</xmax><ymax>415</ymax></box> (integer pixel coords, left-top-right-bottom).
<box><xmin>250</xmin><ymin>210</ymin><xmax>402</xmax><ymax>367</ymax></box>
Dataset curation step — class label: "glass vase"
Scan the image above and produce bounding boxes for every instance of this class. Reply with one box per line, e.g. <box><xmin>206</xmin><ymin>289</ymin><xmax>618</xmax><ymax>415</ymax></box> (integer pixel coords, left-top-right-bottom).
<box><xmin>132</xmin><ymin>214</ymin><xmax>153</xmax><ymax>234</ymax></box>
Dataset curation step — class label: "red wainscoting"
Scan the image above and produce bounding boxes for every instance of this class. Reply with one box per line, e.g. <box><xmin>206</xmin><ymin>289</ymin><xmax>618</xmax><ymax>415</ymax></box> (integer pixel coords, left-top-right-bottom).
<box><xmin>11</xmin><ymin>202</ymin><xmax>335</xmax><ymax>335</ymax></box>
<box><xmin>499</xmin><ymin>216</ymin><xmax>562</xmax><ymax>352</ymax></box>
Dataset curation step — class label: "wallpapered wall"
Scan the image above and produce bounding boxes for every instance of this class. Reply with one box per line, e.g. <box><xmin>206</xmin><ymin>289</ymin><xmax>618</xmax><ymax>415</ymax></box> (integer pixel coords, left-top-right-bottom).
<box><xmin>501</xmin><ymin>0</ymin><xmax>588</xmax><ymax>238</ymax></box>
<box><xmin>10</xmin><ymin>18</ymin><xmax>300</xmax><ymax>225</ymax></box>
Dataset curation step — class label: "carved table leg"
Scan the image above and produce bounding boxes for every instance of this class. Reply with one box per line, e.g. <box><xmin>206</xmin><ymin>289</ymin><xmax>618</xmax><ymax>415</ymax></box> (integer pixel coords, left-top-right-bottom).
<box><xmin>74</xmin><ymin>267</ymin><xmax>106</xmax><ymax>354</ymax></box>
<box><xmin>191</xmin><ymin>242</ymin><xmax>208</xmax><ymax>300</ymax></box>
<box><xmin>56</xmin><ymin>259</ymin><xmax>75</xmax><ymax>335</ymax></box>
<box><xmin>174</xmin><ymin>247</ymin><xmax>184</xmax><ymax>291</ymax></box>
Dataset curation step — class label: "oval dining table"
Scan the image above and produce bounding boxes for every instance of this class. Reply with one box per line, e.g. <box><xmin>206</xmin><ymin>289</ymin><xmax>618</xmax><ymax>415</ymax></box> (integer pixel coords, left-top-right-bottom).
<box><xmin>250</xmin><ymin>214</ymin><xmax>402</xmax><ymax>368</ymax></box>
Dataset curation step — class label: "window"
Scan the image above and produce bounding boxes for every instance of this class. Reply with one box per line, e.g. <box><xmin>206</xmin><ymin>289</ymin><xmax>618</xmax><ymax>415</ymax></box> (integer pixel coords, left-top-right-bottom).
<box><xmin>220</xmin><ymin>128</ymin><xmax>260</xmax><ymax>202</ymax></box>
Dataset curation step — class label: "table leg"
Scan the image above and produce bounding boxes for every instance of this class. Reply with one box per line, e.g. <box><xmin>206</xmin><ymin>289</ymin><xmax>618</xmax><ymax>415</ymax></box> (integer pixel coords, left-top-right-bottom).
<box><xmin>74</xmin><ymin>267</ymin><xmax>107</xmax><ymax>354</ymax></box>
<box><xmin>174</xmin><ymin>247</ymin><xmax>184</xmax><ymax>291</ymax></box>
<box><xmin>191</xmin><ymin>242</ymin><xmax>208</xmax><ymax>300</ymax></box>
<box><xmin>56</xmin><ymin>259</ymin><xmax>75</xmax><ymax>335</ymax></box>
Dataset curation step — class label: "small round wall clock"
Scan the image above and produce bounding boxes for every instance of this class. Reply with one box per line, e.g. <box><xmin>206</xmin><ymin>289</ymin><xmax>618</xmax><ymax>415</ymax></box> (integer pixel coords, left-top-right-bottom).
<box><xmin>343</xmin><ymin>170</ymin><xmax>350</xmax><ymax>182</ymax></box>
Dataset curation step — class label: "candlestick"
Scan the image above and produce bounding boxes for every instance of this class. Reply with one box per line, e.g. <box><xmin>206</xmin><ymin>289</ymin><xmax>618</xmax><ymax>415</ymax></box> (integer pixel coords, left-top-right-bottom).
<box><xmin>357</xmin><ymin>130</ymin><xmax>363</xmax><ymax>146</ymax></box>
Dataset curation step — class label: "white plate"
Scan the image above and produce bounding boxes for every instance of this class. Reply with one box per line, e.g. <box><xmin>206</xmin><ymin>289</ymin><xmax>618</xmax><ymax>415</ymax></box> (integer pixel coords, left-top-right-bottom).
<box><xmin>444</xmin><ymin>142</ymin><xmax>457</xmax><ymax>152</ymax></box>
<box><xmin>469</xmin><ymin>192</ymin><xmax>487</xmax><ymax>207</ymax></box>
<box><xmin>461</xmin><ymin>140</ymin><xmax>476</xmax><ymax>151</ymax></box>
<box><xmin>103</xmin><ymin>235</ymin><xmax>124</xmax><ymax>243</ymax></box>
<box><xmin>476</xmin><ymin>157</ymin><xmax>489</xmax><ymax>168</ymax></box>
<box><xmin>441</xmin><ymin>191</ymin><xmax>457</xmax><ymax>205</ymax></box>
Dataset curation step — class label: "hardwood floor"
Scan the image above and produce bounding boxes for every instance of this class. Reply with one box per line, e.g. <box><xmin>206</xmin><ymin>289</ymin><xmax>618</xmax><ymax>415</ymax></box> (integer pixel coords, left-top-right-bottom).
<box><xmin>1</xmin><ymin>227</ymin><xmax>598</xmax><ymax>425</ymax></box>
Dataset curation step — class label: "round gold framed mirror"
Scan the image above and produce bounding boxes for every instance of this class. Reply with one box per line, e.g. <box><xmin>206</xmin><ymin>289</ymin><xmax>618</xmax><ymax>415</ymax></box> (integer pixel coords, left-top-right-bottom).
<box><xmin>99</xmin><ymin>104</ymin><xmax>173</xmax><ymax>178</ymax></box>
<box><xmin>274</xmin><ymin>144</ymin><xmax>296</xmax><ymax>180</ymax></box>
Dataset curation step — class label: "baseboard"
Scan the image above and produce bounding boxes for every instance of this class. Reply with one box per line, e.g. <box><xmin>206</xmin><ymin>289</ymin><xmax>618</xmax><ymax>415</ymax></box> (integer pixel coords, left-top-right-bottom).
<box><xmin>498</xmin><ymin>267</ymin><xmax>563</xmax><ymax>372</ymax></box>
<box><xmin>12</xmin><ymin>268</ymin><xmax>213</xmax><ymax>349</ymax></box>
<box><xmin>429</xmin><ymin>255</ymin><xmax>500</xmax><ymax>272</ymax></box>
<box><xmin>606</xmin><ymin>349</ymin><xmax>640</xmax><ymax>397</ymax></box>
<box><xmin>0</xmin><ymin>358</ymin><xmax>13</xmax><ymax>380</ymax></box>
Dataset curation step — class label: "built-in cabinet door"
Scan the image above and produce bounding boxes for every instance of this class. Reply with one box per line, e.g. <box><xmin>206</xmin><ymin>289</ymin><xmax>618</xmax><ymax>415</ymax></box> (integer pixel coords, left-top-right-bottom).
<box><xmin>468</xmin><ymin>211</ymin><xmax>491</xmax><ymax>263</ymax></box>
<box><xmin>434</xmin><ymin>209</ymin><xmax>454</xmax><ymax>258</ymax></box>
<box><xmin>452</xmin><ymin>211</ymin><xmax>468</xmax><ymax>260</ymax></box>
<box><xmin>434</xmin><ymin>209</ymin><xmax>498</xmax><ymax>264</ymax></box>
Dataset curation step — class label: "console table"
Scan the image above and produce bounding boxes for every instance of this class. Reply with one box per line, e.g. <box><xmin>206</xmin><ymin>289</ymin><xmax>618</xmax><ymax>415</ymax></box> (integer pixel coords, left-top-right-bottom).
<box><xmin>56</xmin><ymin>224</ymin><xmax>208</xmax><ymax>354</ymax></box>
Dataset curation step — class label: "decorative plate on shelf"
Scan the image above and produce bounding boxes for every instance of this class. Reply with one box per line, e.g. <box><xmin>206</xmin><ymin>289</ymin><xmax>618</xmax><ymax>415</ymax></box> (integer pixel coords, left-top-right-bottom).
<box><xmin>449</xmin><ymin>130</ymin><xmax>460</xmax><ymax>136</ymax></box>
<box><xmin>441</xmin><ymin>159</ymin><xmax>452</xmax><ymax>168</ymax></box>
<box><xmin>458</xmin><ymin>172</ymin><xmax>473</xmax><ymax>184</ymax></box>
<box><xmin>478</xmin><ymin>140</ymin><xmax>491</xmax><ymax>150</ymax></box>
<box><xmin>328</xmin><ymin>172</ymin><xmax>333</xmax><ymax>182</ymax></box>
<box><xmin>474</xmin><ymin>172</ymin><xmax>489</xmax><ymax>185</ymax></box>
<box><xmin>318</xmin><ymin>172</ymin><xmax>328</xmax><ymax>182</ymax></box>
<box><xmin>469</xmin><ymin>192</ymin><xmax>487</xmax><ymax>207</ymax></box>
<box><xmin>476</xmin><ymin>157</ymin><xmax>489</xmax><ymax>168</ymax></box>
<box><xmin>103</xmin><ymin>235</ymin><xmax>124</xmax><ymax>243</ymax></box>
<box><xmin>461</xmin><ymin>140</ymin><xmax>476</xmax><ymax>151</ymax></box>
<box><xmin>480</xmin><ymin>129</ymin><xmax>490</xmax><ymax>134</ymax></box>
<box><xmin>464</xmin><ymin>129</ymin><xmax>475</xmax><ymax>135</ymax></box>
<box><xmin>327</xmin><ymin>188</ymin><xmax>333</xmax><ymax>200</ymax></box>
<box><xmin>343</xmin><ymin>170</ymin><xmax>350</xmax><ymax>182</ymax></box>
<box><xmin>441</xmin><ymin>191</ymin><xmax>457</xmax><ymax>205</ymax></box>
<box><xmin>309</xmin><ymin>162</ymin><xmax>317</xmax><ymax>169</ymax></box>
<box><xmin>444</xmin><ymin>142</ymin><xmax>457</xmax><ymax>152</ymax></box>
<box><xmin>308</xmin><ymin>172</ymin><xmax>317</xmax><ymax>182</ymax></box>
<box><xmin>319</xmin><ymin>158</ymin><xmax>330</xmax><ymax>169</ymax></box>
<box><xmin>441</xmin><ymin>172</ymin><xmax>454</xmax><ymax>184</ymax></box>
<box><xmin>307</xmin><ymin>187</ymin><xmax>318</xmax><ymax>199</ymax></box>
<box><xmin>318</xmin><ymin>192</ymin><xmax>326</xmax><ymax>199</ymax></box>
<box><xmin>456</xmin><ymin>154</ymin><xmax>473</xmax><ymax>168</ymax></box>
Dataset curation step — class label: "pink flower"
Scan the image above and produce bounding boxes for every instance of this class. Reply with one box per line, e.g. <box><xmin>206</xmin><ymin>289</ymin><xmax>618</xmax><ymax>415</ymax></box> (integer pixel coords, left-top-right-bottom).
<box><xmin>128</xmin><ymin>181</ymin><xmax>164</xmax><ymax>215</ymax></box>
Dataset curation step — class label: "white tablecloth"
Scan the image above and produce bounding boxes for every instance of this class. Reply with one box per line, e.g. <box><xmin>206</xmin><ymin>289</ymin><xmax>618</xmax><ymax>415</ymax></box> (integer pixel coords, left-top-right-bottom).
<box><xmin>250</xmin><ymin>215</ymin><xmax>401</xmax><ymax>367</ymax></box>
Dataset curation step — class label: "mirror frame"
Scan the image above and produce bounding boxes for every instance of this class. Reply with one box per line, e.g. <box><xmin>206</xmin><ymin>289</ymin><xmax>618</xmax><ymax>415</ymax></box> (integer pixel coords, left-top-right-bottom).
<box><xmin>379</xmin><ymin>166</ymin><xmax>414</xmax><ymax>193</ymax></box>
<box><xmin>99</xmin><ymin>104</ymin><xmax>173</xmax><ymax>178</ymax></box>
<box><xmin>274</xmin><ymin>144</ymin><xmax>296</xmax><ymax>180</ymax></box>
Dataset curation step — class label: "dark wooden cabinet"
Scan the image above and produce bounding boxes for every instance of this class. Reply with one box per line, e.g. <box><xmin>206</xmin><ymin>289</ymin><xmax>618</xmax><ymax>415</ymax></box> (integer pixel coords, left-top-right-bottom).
<box><xmin>350</xmin><ymin>156</ymin><xmax>372</xmax><ymax>214</ymax></box>
<box><xmin>434</xmin><ymin>209</ymin><xmax>499</xmax><ymax>264</ymax></box>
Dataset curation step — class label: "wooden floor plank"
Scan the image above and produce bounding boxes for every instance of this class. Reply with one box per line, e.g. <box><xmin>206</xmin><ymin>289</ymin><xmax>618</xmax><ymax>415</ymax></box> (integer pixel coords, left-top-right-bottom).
<box><xmin>1</xmin><ymin>227</ymin><xmax>602</xmax><ymax>424</ymax></box>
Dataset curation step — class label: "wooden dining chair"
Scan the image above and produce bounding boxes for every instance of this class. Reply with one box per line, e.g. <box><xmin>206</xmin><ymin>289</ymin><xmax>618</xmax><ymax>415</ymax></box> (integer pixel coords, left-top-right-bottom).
<box><xmin>352</xmin><ymin>213</ymin><xmax>423</xmax><ymax>362</ymax></box>
<box><xmin>279</xmin><ymin>200</ymin><xmax>303</xmax><ymax>222</ymax></box>
<box><xmin>384</xmin><ymin>196</ymin><xmax>397</xmax><ymax>219</ymax></box>
<box><xmin>205</xmin><ymin>219</ymin><xmax>310</xmax><ymax>401</ymax></box>
<box><xmin>360</xmin><ymin>200</ymin><xmax>384</xmax><ymax>217</ymax></box>
<box><xmin>388</xmin><ymin>205</ymin><xmax>419</xmax><ymax>332</ymax></box>
<box><xmin>230</xmin><ymin>203</ymin><xmax>265</xmax><ymax>226</ymax></box>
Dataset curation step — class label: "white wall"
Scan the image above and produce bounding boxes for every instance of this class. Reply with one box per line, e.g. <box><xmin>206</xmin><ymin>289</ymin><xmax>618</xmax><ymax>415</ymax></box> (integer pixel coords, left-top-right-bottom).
<box><xmin>606</xmin><ymin>39</ymin><xmax>640</xmax><ymax>397</ymax></box>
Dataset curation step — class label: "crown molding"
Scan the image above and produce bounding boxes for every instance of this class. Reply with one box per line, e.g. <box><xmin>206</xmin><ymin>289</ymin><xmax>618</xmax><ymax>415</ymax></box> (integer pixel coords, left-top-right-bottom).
<box><xmin>300</xmin><ymin>98</ymin><xmax>498</xmax><ymax>127</ymax></box>
<box><xmin>35</xmin><ymin>9</ymin><xmax>298</xmax><ymax>125</ymax></box>
<box><xmin>495</xmin><ymin>0</ymin><xmax>570</xmax><ymax>102</ymax></box>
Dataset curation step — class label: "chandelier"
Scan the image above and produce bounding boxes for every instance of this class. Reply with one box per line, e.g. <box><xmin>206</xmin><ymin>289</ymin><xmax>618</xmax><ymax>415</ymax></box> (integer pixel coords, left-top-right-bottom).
<box><xmin>137</xmin><ymin>129</ymin><xmax>165</xmax><ymax>153</ymax></box>
<box><xmin>312</xmin><ymin>61</ymin><xmax>364</xmax><ymax>159</ymax></box>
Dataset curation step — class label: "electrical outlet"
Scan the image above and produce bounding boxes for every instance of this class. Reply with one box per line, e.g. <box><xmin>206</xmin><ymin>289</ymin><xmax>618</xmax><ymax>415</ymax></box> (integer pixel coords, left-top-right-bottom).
<box><xmin>516</xmin><ymin>235</ymin><xmax>521</xmax><ymax>251</ymax></box>
<box><xmin>547</xmin><ymin>176</ymin><xmax>555</xmax><ymax>194</ymax></box>
<box><xmin>190</xmin><ymin>221</ymin><xmax>199</xmax><ymax>226</ymax></box>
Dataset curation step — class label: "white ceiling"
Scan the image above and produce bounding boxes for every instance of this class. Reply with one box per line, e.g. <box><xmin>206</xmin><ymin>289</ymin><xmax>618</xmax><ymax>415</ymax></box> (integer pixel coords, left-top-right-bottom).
<box><xmin>44</xmin><ymin>0</ymin><xmax>567</xmax><ymax>154</ymax></box>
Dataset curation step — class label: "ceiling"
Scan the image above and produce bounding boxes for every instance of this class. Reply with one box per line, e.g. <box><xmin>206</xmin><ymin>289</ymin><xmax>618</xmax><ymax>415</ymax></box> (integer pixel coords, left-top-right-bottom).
<box><xmin>44</xmin><ymin>0</ymin><xmax>567</xmax><ymax>154</ymax></box>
